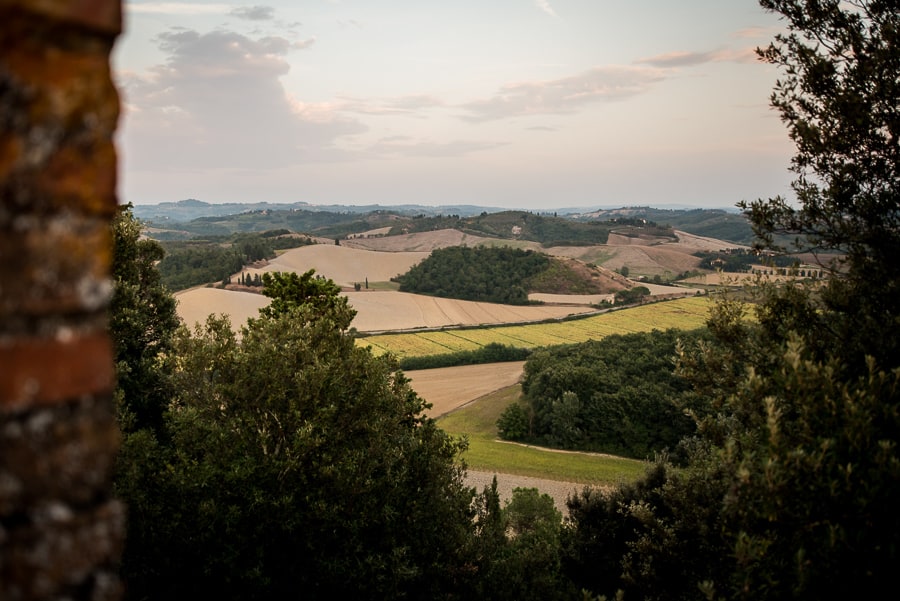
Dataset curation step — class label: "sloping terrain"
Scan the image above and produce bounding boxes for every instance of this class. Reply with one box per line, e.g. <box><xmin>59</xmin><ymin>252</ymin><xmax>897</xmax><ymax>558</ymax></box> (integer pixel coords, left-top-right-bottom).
<box><xmin>176</xmin><ymin>287</ymin><xmax>270</xmax><ymax>330</ymax></box>
<box><xmin>175</xmin><ymin>287</ymin><xmax>596</xmax><ymax>333</ymax></box>
<box><xmin>346</xmin><ymin>228</ymin><xmax>738</xmax><ymax>278</ymax></box>
<box><xmin>346</xmin><ymin>290</ymin><xmax>595</xmax><ymax>332</ymax></box>
<box><xmin>242</xmin><ymin>244</ymin><xmax>429</xmax><ymax>287</ymax></box>
<box><xmin>406</xmin><ymin>362</ymin><xmax>526</xmax><ymax>417</ymax></box>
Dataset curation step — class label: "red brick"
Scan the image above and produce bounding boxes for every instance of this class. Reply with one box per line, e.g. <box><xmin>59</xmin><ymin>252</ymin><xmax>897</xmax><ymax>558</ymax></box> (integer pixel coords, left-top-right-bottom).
<box><xmin>0</xmin><ymin>0</ymin><xmax>122</xmax><ymax>36</ymax></box>
<box><xmin>0</xmin><ymin>330</ymin><xmax>114</xmax><ymax>410</ymax></box>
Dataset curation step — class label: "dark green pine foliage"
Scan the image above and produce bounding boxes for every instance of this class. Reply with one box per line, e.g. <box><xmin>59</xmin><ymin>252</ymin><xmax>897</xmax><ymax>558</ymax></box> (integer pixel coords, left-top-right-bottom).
<box><xmin>396</xmin><ymin>245</ymin><xmax>550</xmax><ymax>305</ymax></box>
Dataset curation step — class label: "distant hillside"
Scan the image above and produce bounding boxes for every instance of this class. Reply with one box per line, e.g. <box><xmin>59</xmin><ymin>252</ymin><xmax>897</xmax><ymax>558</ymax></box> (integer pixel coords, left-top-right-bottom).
<box><xmin>132</xmin><ymin>199</ymin><xmax>502</xmax><ymax>223</ymax></box>
<box><xmin>395</xmin><ymin>246</ymin><xmax>626</xmax><ymax>305</ymax></box>
<box><xmin>134</xmin><ymin>200</ymin><xmax>753</xmax><ymax>249</ymax></box>
<box><xmin>390</xmin><ymin>210</ymin><xmax>675</xmax><ymax>247</ymax></box>
<box><xmin>573</xmin><ymin>206</ymin><xmax>755</xmax><ymax>245</ymax></box>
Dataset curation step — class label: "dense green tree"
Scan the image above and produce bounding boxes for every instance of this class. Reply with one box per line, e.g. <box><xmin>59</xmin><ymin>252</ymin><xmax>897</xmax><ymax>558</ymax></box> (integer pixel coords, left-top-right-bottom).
<box><xmin>396</xmin><ymin>246</ymin><xmax>550</xmax><ymax>304</ymax></box>
<box><xmin>109</xmin><ymin>205</ymin><xmax>179</xmax><ymax>434</ymax></box>
<box><xmin>562</xmin><ymin>2</ymin><xmax>900</xmax><ymax>599</ymax></box>
<box><xmin>259</xmin><ymin>269</ymin><xmax>355</xmax><ymax>328</ymax></box>
<box><xmin>515</xmin><ymin>329</ymin><xmax>707</xmax><ymax>457</ymax></box>
<box><xmin>468</xmin><ymin>481</ymin><xmax>574</xmax><ymax>601</ymax></box>
<box><xmin>118</xmin><ymin>307</ymin><xmax>476</xmax><ymax>599</ymax></box>
<box><xmin>742</xmin><ymin>0</ymin><xmax>900</xmax><ymax>371</ymax></box>
<box><xmin>496</xmin><ymin>402</ymin><xmax>532</xmax><ymax>441</ymax></box>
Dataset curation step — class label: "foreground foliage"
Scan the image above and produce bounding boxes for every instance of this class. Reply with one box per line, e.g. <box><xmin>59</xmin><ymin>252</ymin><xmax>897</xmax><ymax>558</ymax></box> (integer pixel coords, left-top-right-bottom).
<box><xmin>562</xmin><ymin>2</ymin><xmax>900</xmax><ymax>598</ymax></box>
<box><xmin>118</xmin><ymin>310</ymin><xmax>475</xmax><ymax>600</ymax></box>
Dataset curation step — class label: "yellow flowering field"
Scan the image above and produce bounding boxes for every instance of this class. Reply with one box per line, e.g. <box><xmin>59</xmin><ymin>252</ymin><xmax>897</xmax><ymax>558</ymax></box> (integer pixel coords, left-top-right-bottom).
<box><xmin>358</xmin><ymin>295</ymin><xmax>714</xmax><ymax>358</ymax></box>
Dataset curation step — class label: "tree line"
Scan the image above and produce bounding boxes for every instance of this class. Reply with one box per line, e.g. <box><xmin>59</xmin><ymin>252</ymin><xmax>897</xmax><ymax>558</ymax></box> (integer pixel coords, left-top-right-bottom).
<box><xmin>155</xmin><ymin>231</ymin><xmax>313</xmax><ymax>291</ymax></box>
<box><xmin>498</xmin><ymin>329</ymin><xmax>708</xmax><ymax>459</ymax></box>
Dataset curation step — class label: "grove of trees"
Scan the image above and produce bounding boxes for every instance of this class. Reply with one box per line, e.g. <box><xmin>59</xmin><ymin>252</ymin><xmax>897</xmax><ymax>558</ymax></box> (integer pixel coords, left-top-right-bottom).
<box><xmin>500</xmin><ymin>329</ymin><xmax>709</xmax><ymax>458</ymax></box>
<box><xmin>155</xmin><ymin>231</ymin><xmax>313</xmax><ymax>291</ymax></box>
<box><xmin>396</xmin><ymin>246</ymin><xmax>550</xmax><ymax>304</ymax></box>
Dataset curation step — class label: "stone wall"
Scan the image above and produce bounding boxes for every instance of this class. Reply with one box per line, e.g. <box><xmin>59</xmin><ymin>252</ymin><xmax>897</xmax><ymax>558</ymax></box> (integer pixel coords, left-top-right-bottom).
<box><xmin>1</xmin><ymin>1</ymin><xmax>124</xmax><ymax>599</ymax></box>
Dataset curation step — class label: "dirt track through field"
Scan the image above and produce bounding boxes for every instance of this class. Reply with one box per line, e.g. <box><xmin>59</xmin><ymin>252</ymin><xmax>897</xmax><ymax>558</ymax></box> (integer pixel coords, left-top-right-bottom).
<box><xmin>405</xmin><ymin>362</ymin><xmax>526</xmax><ymax>417</ymax></box>
<box><xmin>405</xmin><ymin>362</ymin><xmax>597</xmax><ymax>512</ymax></box>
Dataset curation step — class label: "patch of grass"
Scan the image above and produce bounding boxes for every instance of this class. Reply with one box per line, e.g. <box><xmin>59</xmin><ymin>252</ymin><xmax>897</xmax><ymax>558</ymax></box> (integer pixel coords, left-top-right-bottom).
<box><xmin>437</xmin><ymin>385</ymin><xmax>646</xmax><ymax>486</ymax></box>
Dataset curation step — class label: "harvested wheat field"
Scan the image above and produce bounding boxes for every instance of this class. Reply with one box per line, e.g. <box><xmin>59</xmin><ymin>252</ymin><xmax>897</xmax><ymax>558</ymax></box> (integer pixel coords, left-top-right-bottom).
<box><xmin>175</xmin><ymin>287</ymin><xmax>597</xmax><ymax>333</ymax></box>
<box><xmin>240</xmin><ymin>244</ymin><xmax>429</xmax><ymax>287</ymax></box>
<box><xmin>406</xmin><ymin>361</ymin><xmax>526</xmax><ymax>417</ymax></box>
<box><xmin>345</xmin><ymin>291</ymin><xmax>595</xmax><ymax>332</ymax></box>
<box><xmin>342</xmin><ymin>228</ymin><xmax>539</xmax><ymax>253</ymax></box>
<box><xmin>175</xmin><ymin>287</ymin><xmax>269</xmax><ymax>329</ymax></box>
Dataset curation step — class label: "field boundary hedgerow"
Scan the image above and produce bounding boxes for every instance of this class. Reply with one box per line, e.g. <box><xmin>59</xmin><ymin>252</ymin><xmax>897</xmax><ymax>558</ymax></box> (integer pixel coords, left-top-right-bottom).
<box><xmin>358</xmin><ymin>295</ymin><xmax>713</xmax><ymax>359</ymax></box>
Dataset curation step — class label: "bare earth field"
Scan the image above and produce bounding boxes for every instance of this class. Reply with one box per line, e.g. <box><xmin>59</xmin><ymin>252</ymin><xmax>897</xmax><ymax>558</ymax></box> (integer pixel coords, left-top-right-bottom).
<box><xmin>345</xmin><ymin>228</ymin><xmax>737</xmax><ymax>278</ymax></box>
<box><xmin>175</xmin><ymin>287</ymin><xmax>597</xmax><ymax>332</ymax></box>
<box><xmin>175</xmin><ymin>287</ymin><xmax>269</xmax><ymax>330</ymax></box>
<box><xmin>242</xmin><ymin>244</ymin><xmax>429</xmax><ymax>287</ymax></box>
<box><xmin>345</xmin><ymin>290</ymin><xmax>595</xmax><ymax>332</ymax></box>
<box><xmin>405</xmin><ymin>361</ymin><xmax>526</xmax><ymax>417</ymax></box>
<box><xmin>174</xmin><ymin>235</ymin><xmax>718</xmax><ymax>331</ymax></box>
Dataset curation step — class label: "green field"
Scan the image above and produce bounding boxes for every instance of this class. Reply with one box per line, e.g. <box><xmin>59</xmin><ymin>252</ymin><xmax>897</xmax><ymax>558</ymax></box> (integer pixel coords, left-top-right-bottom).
<box><xmin>437</xmin><ymin>385</ymin><xmax>647</xmax><ymax>486</ymax></box>
<box><xmin>359</xmin><ymin>295</ymin><xmax>712</xmax><ymax>358</ymax></box>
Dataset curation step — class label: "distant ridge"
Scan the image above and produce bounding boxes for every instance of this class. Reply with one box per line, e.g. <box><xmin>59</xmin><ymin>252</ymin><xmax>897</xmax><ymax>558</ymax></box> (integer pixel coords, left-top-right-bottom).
<box><xmin>132</xmin><ymin>199</ymin><xmax>510</xmax><ymax>223</ymax></box>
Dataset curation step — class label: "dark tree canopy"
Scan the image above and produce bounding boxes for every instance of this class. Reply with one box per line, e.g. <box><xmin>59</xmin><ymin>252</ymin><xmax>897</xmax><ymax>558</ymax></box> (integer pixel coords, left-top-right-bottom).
<box><xmin>509</xmin><ymin>329</ymin><xmax>707</xmax><ymax>458</ymax></box>
<box><xmin>396</xmin><ymin>246</ymin><xmax>550</xmax><ymax>305</ymax></box>
<box><xmin>110</xmin><ymin>205</ymin><xmax>179</xmax><ymax>434</ymax></box>
<box><xmin>562</xmin><ymin>3</ymin><xmax>900</xmax><ymax>599</ymax></box>
<box><xmin>259</xmin><ymin>269</ymin><xmax>356</xmax><ymax>329</ymax></box>
<box><xmin>743</xmin><ymin>0</ymin><xmax>900</xmax><ymax>369</ymax></box>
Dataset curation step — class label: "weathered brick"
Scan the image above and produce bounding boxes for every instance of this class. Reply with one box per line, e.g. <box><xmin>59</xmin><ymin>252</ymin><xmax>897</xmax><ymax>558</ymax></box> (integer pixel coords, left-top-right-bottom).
<box><xmin>0</xmin><ymin>395</ymin><xmax>119</xmax><ymax>513</ymax></box>
<box><xmin>0</xmin><ymin>0</ymin><xmax>122</xmax><ymax>36</ymax></box>
<box><xmin>0</xmin><ymin>330</ymin><xmax>114</xmax><ymax>409</ymax></box>
<box><xmin>0</xmin><ymin>499</ymin><xmax>125</xmax><ymax>601</ymax></box>
<box><xmin>0</xmin><ymin>216</ymin><xmax>112</xmax><ymax>318</ymax></box>
<box><xmin>0</xmin><ymin>1</ymin><xmax>124</xmax><ymax>598</ymax></box>
<box><xmin>0</xmin><ymin>13</ymin><xmax>120</xmax><ymax>218</ymax></box>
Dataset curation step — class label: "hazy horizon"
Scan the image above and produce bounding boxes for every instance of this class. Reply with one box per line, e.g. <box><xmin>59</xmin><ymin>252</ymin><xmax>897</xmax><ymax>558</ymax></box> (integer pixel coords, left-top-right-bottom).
<box><xmin>116</xmin><ymin>1</ymin><xmax>795</xmax><ymax>210</ymax></box>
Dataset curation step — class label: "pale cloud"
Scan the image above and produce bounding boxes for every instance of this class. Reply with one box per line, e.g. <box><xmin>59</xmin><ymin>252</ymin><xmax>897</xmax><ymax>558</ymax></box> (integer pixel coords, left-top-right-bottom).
<box><xmin>230</xmin><ymin>5</ymin><xmax>276</xmax><ymax>21</ymax></box>
<box><xmin>461</xmin><ymin>66</ymin><xmax>664</xmax><ymax>122</ymax></box>
<box><xmin>126</xmin><ymin>2</ymin><xmax>231</xmax><ymax>15</ymax></box>
<box><xmin>733</xmin><ymin>26</ymin><xmax>780</xmax><ymax>39</ymax></box>
<box><xmin>367</xmin><ymin>136</ymin><xmax>505</xmax><ymax>158</ymax></box>
<box><xmin>534</xmin><ymin>1</ymin><xmax>559</xmax><ymax>18</ymax></box>
<box><xmin>120</xmin><ymin>28</ymin><xmax>363</xmax><ymax>171</ymax></box>
<box><xmin>636</xmin><ymin>47</ymin><xmax>759</xmax><ymax>68</ymax></box>
<box><xmin>337</xmin><ymin>94</ymin><xmax>444</xmax><ymax>116</ymax></box>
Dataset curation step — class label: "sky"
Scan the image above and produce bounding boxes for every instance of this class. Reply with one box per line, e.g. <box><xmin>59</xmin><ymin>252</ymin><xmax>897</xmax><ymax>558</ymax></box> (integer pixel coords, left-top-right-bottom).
<box><xmin>114</xmin><ymin>1</ymin><xmax>796</xmax><ymax>211</ymax></box>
